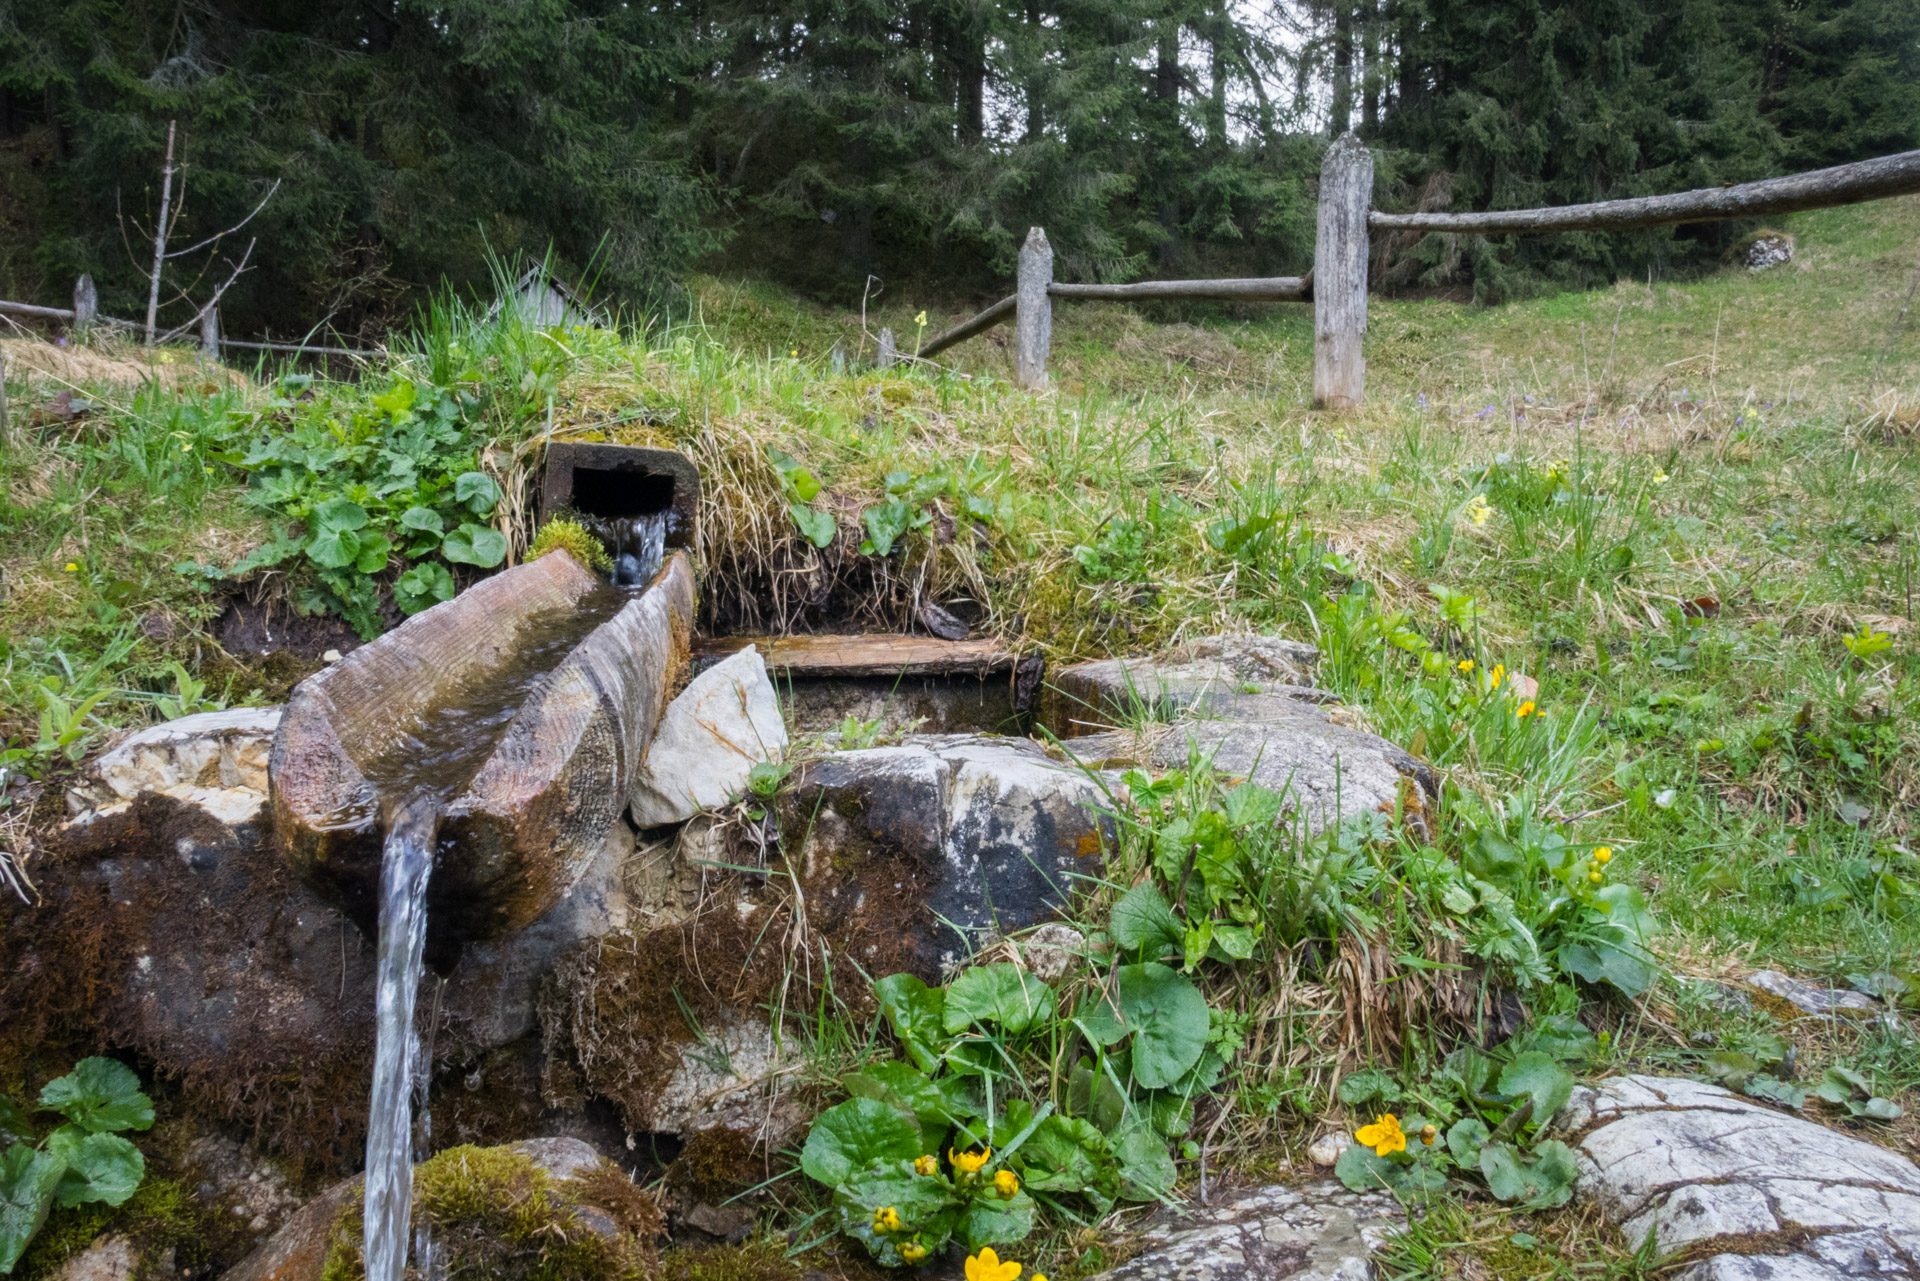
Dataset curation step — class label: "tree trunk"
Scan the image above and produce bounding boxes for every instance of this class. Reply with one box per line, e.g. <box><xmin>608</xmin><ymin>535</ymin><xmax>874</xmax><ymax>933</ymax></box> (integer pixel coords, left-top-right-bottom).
<box><xmin>1331</xmin><ymin>2</ymin><xmax>1353</xmax><ymax>135</ymax></box>
<box><xmin>1362</xmin><ymin>0</ymin><xmax>1379</xmax><ymax>133</ymax></box>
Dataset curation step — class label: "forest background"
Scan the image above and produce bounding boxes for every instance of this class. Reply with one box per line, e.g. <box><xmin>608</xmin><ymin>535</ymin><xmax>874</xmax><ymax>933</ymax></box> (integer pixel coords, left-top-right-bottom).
<box><xmin>1</xmin><ymin>0</ymin><xmax>1917</xmax><ymax>344</ymax></box>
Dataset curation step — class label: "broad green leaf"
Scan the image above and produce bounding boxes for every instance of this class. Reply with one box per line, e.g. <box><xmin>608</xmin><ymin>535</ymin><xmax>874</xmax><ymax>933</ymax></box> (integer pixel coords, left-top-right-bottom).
<box><xmin>1092</xmin><ymin>963</ymin><xmax>1209</xmax><ymax>1090</ymax></box>
<box><xmin>455</xmin><ymin>472</ymin><xmax>500</xmax><ymax>515</ymax></box>
<box><xmin>942</xmin><ymin>964</ymin><xmax>1056</xmax><ymax>1037</ymax></box>
<box><xmin>1017</xmin><ymin>1116</ymin><xmax>1115</xmax><ymax>1197</ymax></box>
<box><xmin>1334</xmin><ymin>1140</ymin><xmax>1403</xmax><ymax>1194</ymax></box>
<box><xmin>1108</xmin><ymin>882</ymin><xmax>1182</xmax><ymax>955</ymax></box>
<box><xmin>312</xmin><ymin>498</ymin><xmax>369</xmax><ymax>534</ymax></box>
<box><xmin>833</xmin><ymin>1160</ymin><xmax>960</xmax><ymax>1267</ymax></box>
<box><xmin>1559</xmin><ymin>933</ymin><xmax>1657</xmax><ymax>996</ymax></box>
<box><xmin>785</xmin><ymin>468</ymin><xmax>822</xmax><ymax>503</ymax></box>
<box><xmin>1496</xmin><ymin>1053</ymin><xmax>1575</xmax><ymax>1127</ymax></box>
<box><xmin>1858</xmin><ymin>1097</ymin><xmax>1903</xmax><ymax>1121</ymax></box>
<box><xmin>46</xmin><ymin>1128</ymin><xmax>143</xmax><ymax>1207</ymax></box>
<box><xmin>1446</xmin><ymin>1117</ymin><xmax>1491</xmax><ymax>1166</ymax></box>
<box><xmin>1480</xmin><ymin>1139</ymin><xmax>1578</xmax><ymax>1208</ymax></box>
<box><xmin>790</xmin><ymin>503</ymin><xmax>836</xmax><ymax>548</ymax></box>
<box><xmin>1338</xmin><ymin>1069</ymin><xmax>1399</xmax><ymax>1107</ymax></box>
<box><xmin>1066</xmin><ymin>1061</ymin><xmax>1127</xmax><ymax>1135</ymax></box>
<box><xmin>874</xmin><ymin>974</ymin><xmax>948</xmax><ymax>1073</ymax></box>
<box><xmin>353</xmin><ymin>533</ymin><xmax>393</xmax><ymax>575</ymax></box>
<box><xmin>0</xmin><ymin>1143</ymin><xmax>64</xmax><ymax>1274</ymax></box>
<box><xmin>394</xmin><ymin>562</ymin><xmax>457</xmax><ymax>616</ymax></box>
<box><xmin>371</xmin><ymin>380</ymin><xmax>416</xmax><ymax>422</ymax></box>
<box><xmin>442</xmin><ymin>523</ymin><xmax>507</xmax><ymax>568</ymax></box>
<box><xmin>956</xmin><ymin>1189</ymin><xmax>1035</xmax><ymax>1250</ymax></box>
<box><xmin>801</xmin><ymin>1098</ymin><xmax>922</xmax><ymax>1187</ymax></box>
<box><xmin>38</xmin><ymin>1059</ymin><xmax>152</xmax><ymax>1134</ymax></box>
<box><xmin>1112</xmin><ymin>1124</ymin><xmax>1176</xmax><ymax>1202</ymax></box>
<box><xmin>842</xmin><ymin>1063</ymin><xmax>954</xmax><ymax>1155</ymax></box>
<box><xmin>0</xmin><ymin>1100</ymin><xmax>29</xmax><ymax>1147</ymax></box>
<box><xmin>860</xmin><ymin>500</ymin><xmax>914</xmax><ymax>557</ymax></box>
<box><xmin>400</xmin><ymin>506</ymin><xmax>444</xmax><ymax>534</ymax></box>
<box><xmin>1504</xmin><ymin>1014</ymin><xmax>1598</xmax><ymax>1064</ymax></box>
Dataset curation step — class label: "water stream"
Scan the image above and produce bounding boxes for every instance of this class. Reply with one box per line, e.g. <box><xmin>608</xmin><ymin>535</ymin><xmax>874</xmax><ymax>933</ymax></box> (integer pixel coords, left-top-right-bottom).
<box><xmin>357</xmin><ymin>562</ymin><xmax>656</xmax><ymax>1281</ymax></box>
<box><xmin>592</xmin><ymin>511</ymin><xmax>669</xmax><ymax>589</ymax></box>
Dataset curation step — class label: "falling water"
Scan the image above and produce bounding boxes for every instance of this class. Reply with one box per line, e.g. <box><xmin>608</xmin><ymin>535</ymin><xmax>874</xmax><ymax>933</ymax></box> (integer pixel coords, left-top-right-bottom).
<box><xmin>362</xmin><ymin>795</ymin><xmax>440</xmax><ymax>1281</ymax></box>
<box><xmin>593</xmin><ymin>511</ymin><xmax>669</xmax><ymax>588</ymax></box>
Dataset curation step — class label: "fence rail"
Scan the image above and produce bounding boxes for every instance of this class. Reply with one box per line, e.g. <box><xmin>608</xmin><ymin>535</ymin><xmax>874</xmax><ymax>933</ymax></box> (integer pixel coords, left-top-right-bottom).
<box><xmin>1368</xmin><ymin>148</ymin><xmax>1920</xmax><ymax>235</ymax></box>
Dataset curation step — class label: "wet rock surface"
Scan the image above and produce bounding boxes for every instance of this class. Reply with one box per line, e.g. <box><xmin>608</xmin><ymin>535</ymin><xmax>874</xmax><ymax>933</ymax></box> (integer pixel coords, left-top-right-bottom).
<box><xmin>1744</xmin><ymin>970</ymin><xmax>1880</xmax><ymax>1018</ymax></box>
<box><xmin>1084</xmin><ymin>1181</ymin><xmax>1402</xmax><ymax>1281</ymax></box>
<box><xmin>1041</xmin><ymin>633</ymin><xmax>1324</xmax><ymax>736</ymax></box>
<box><xmin>1559</xmin><ymin>1074</ymin><xmax>1920</xmax><ymax>1280</ymax></box>
<box><xmin>630</xmin><ymin>645</ymin><xmax>787</xmax><ymax>827</ymax></box>
<box><xmin>779</xmin><ymin>733</ymin><xmax>1115</xmax><ymax>977</ymax></box>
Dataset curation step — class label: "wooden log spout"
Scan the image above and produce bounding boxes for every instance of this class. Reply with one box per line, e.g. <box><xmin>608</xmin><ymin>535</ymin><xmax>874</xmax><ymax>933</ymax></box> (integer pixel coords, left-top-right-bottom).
<box><xmin>269</xmin><ymin>549</ymin><xmax>695</xmax><ymax>953</ymax></box>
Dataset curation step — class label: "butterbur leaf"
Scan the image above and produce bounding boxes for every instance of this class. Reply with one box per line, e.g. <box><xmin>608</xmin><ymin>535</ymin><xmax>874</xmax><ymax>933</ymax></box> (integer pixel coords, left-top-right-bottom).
<box><xmin>0</xmin><ymin>1143</ymin><xmax>64</xmax><ymax>1273</ymax></box>
<box><xmin>861</xmin><ymin>500</ymin><xmax>915</xmax><ymax>557</ymax></box>
<box><xmin>1066</xmin><ymin>1062</ymin><xmax>1128</xmax><ymax>1135</ymax></box>
<box><xmin>1112</xmin><ymin>1124</ymin><xmax>1176</xmax><ymax>1202</ymax></box>
<box><xmin>399</xmin><ymin>506</ymin><xmax>444</xmax><ymax>534</ymax></box>
<box><xmin>1480</xmin><ymin>1139</ymin><xmax>1578</xmax><ymax>1208</ymax></box>
<box><xmin>1446</xmin><ymin>1117</ymin><xmax>1491</xmax><ymax>1166</ymax></box>
<box><xmin>47</xmin><ymin>1128</ymin><xmax>143</xmax><ymax>1207</ymax></box>
<box><xmin>39</xmin><ymin>1059</ymin><xmax>152</xmax><ymax>1134</ymax></box>
<box><xmin>1338</xmin><ymin>1069</ymin><xmax>1399</xmax><ymax>1107</ymax></box>
<box><xmin>455</xmin><ymin>472</ymin><xmax>500</xmax><ymax>515</ymax></box>
<box><xmin>1559</xmin><ymin>933</ymin><xmax>1657</xmax><ymax>996</ymax></box>
<box><xmin>1017</xmin><ymin>1116</ymin><xmax>1115</xmax><ymax>1197</ymax></box>
<box><xmin>1109</xmin><ymin>882</ymin><xmax>1182</xmax><ymax>955</ymax></box>
<box><xmin>1496</xmin><ymin>1053</ymin><xmax>1575</xmax><ymax>1127</ymax></box>
<box><xmin>942</xmin><ymin>964</ymin><xmax>1055</xmax><ymax>1037</ymax></box>
<box><xmin>1334</xmin><ymin>1141</ymin><xmax>1403</xmax><ymax>1194</ymax></box>
<box><xmin>842</xmin><ymin>1062</ymin><xmax>955</xmax><ymax>1154</ymax></box>
<box><xmin>442</xmin><ymin>523</ymin><xmax>507</xmax><ymax>568</ymax></box>
<box><xmin>800</xmin><ymin>1098</ymin><xmax>921</xmax><ymax>1187</ymax></box>
<box><xmin>394</xmin><ymin>562</ymin><xmax>457</xmax><ymax>615</ymax></box>
<box><xmin>1857</xmin><ymin>1097</ymin><xmax>1903</xmax><ymax>1121</ymax></box>
<box><xmin>789</xmin><ymin>503</ymin><xmax>836</xmax><ymax>548</ymax></box>
<box><xmin>834</xmin><ymin>1160</ymin><xmax>960</xmax><ymax>1266</ymax></box>
<box><xmin>353</xmin><ymin>533</ymin><xmax>393</xmax><ymax>575</ymax></box>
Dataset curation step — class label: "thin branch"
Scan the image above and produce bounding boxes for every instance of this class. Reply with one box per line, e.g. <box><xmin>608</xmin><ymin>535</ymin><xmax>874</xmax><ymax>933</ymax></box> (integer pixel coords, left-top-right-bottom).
<box><xmin>165</xmin><ymin>179</ymin><xmax>281</xmax><ymax>259</ymax></box>
<box><xmin>155</xmin><ymin>237</ymin><xmax>256</xmax><ymax>345</ymax></box>
<box><xmin>144</xmin><ymin>120</ymin><xmax>179</xmax><ymax>347</ymax></box>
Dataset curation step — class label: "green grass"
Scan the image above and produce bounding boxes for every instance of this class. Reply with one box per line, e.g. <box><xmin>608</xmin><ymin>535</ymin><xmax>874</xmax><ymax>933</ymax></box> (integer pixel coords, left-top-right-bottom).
<box><xmin>4</xmin><ymin>196</ymin><xmax>1920</xmax><ymax>1274</ymax></box>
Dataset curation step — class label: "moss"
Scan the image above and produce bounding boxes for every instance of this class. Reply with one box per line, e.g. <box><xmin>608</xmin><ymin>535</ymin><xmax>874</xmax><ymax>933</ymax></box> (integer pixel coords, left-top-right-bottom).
<box><xmin>530</xmin><ymin>518</ymin><xmax>613</xmax><ymax>572</ymax></box>
<box><xmin>667</xmin><ymin>1128</ymin><xmax>761</xmax><ymax>1203</ymax></box>
<box><xmin>14</xmin><ymin>1179</ymin><xmax>219</xmax><ymax>1281</ymax></box>
<box><xmin>320</xmin><ymin>1144</ymin><xmax>659</xmax><ymax>1281</ymax></box>
<box><xmin>659</xmin><ymin>1238</ymin><xmax>802</xmax><ymax>1281</ymax></box>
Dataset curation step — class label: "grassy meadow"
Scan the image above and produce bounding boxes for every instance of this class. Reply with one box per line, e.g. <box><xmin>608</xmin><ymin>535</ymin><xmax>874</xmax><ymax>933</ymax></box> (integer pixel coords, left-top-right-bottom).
<box><xmin>3</xmin><ymin>196</ymin><xmax>1919</xmax><ymax>1278</ymax></box>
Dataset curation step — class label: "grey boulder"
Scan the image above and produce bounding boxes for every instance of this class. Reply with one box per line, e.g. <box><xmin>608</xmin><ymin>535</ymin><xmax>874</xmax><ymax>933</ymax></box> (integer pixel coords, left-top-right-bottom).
<box><xmin>1559</xmin><ymin>1074</ymin><xmax>1920</xmax><ymax>1280</ymax></box>
<box><xmin>630</xmin><ymin>647</ymin><xmax>787</xmax><ymax>827</ymax></box>
<box><xmin>1041</xmin><ymin>633</ymin><xmax>1325</xmax><ymax>736</ymax></box>
<box><xmin>779</xmin><ymin>734</ymin><xmax>1115</xmax><ymax>978</ymax></box>
<box><xmin>1083</xmin><ymin>1181</ymin><xmax>1402</xmax><ymax>1281</ymax></box>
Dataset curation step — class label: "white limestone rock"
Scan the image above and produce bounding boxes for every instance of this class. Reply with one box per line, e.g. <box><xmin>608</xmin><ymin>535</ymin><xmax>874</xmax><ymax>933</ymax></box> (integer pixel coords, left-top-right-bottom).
<box><xmin>1082</xmin><ymin>1181</ymin><xmax>1402</xmax><ymax>1281</ymax></box>
<box><xmin>1559</xmin><ymin>1074</ymin><xmax>1920</xmax><ymax>1280</ymax></box>
<box><xmin>630</xmin><ymin>647</ymin><xmax>786</xmax><ymax>827</ymax></box>
<box><xmin>66</xmin><ymin>706</ymin><xmax>282</xmax><ymax>828</ymax></box>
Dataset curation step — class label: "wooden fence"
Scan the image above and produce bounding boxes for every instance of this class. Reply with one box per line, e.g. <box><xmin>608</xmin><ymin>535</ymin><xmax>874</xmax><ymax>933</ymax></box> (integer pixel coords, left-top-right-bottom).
<box><xmin>0</xmin><ymin>275</ymin><xmax>382</xmax><ymax>360</ymax></box>
<box><xmin>893</xmin><ymin>141</ymin><xmax>1920</xmax><ymax>410</ymax></box>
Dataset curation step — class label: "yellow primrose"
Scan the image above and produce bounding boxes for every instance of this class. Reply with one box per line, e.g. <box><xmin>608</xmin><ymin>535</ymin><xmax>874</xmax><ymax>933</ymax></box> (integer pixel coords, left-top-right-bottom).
<box><xmin>914</xmin><ymin>310</ymin><xmax>928</xmax><ymax>326</ymax></box>
<box><xmin>1465</xmin><ymin>494</ymin><xmax>1493</xmax><ymax>526</ymax></box>
<box><xmin>993</xmin><ymin>1169</ymin><xmax>1020</xmax><ymax>1199</ymax></box>
<box><xmin>950</xmin><ymin>1147</ymin><xmax>990</xmax><ymax>1174</ymax></box>
<box><xmin>965</xmin><ymin>1248</ymin><xmax>1021</xmax><ymax>1281</ymax></box>
<box><xmin>1355</xmin><ymin>1113</ymin><xmax>1406</xmax><ymax>1157</ymax></box>
<box><xmin>914</xmin><ymin>1154</ymin><xmax>938</xmax><ymax>1176</ymax></box>
<box><xmin>872</xmin><ymin>1205</ymin><xmax>902</xmax><ymax>1233</ymax></box>
<box><xmin>1516</xmin><ymin>700</ymin><xmax>1536</xmax><ymax>718</ymax></box>
<box><xmin>901</xmin><ymin>1242</ymin><xmax>929</xmax><ymax>1264</ymax></box>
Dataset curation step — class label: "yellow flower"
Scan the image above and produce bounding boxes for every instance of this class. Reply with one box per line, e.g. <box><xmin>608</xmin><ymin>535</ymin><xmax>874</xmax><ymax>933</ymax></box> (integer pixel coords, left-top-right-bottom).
<box><xmin>1456</xmin><ymin>659</ymin><xmax>1475</xmax><ymax>673</ymax></box>
<box><xmin>965</xmin><ymin>1248</ymin><xmax>1021</xmax><ymax>1281</ymax></box>
<box><xmin>790</xmin><ymin>349</ymin><xmax>799</xmax><ymax>358</ymax></box>
<box><xmin>914</xmin><ymin>1154</ymin><xmax>938</xmax><ymax>1176</ymax></box>
<box><xmin>993</xmin><ymin>1169</ymin><xmax>1020</xmax><ymax>1199</ymax></box>
<box><xmin>1593</xmin><ymin>847</ymin><xmax>1612</xmax><ymax>864</ymax></box>
<box><xmin>950</xmin><ymin>1147</ymin><xmax>990</xmax><ymax>1174</ymax></box>
<box><xmin>63</xmin><ymin>562</ymin><xmax>79</xmax><ymax>572</ymax></box>
<box><xmin>1420</xmin><ymin>1124</ymin><xmax>1438</xmax><ymax>1145</ymax></box>
<box><xmin>873</xmin><ymin>1206</ymin><xmax>902</xmax><ymax>1233</ymax></box>
<box><xmin>1465</xmin><ymin>494</ymin><xmax>1493</xmax><ymax>526</ymax></box>
<box><xmin>1489</xmin><ymin>664</ymin><xmax>1505</xmax><ymax>686</ymax></box>
<box><xmin>901</xmin><ymin>1241</ymin><xmax>929</xmax><ymax>1264</ymax></box>
<box><xmin>914</xmin><ymin>310</ymin><xmax>928</xmax><ymax>327</ymax></box>
<box><xmin>1516</xmin><ymin>700</ymin><xmax>1536</xmax><ymax>718</ymax></box>
<box><xmin>1652</xmin><ymin>469</ymin><xmax>1670</xmax><ymax>485</ymax></box>
<box><xmin>1590</xmin><ymin>869</ymin><xmax>1604</xmax><ymax>883</ymax></box>
<box><xmin>1355</xmin><ymin>1113</ymin><xmax>1406</xmax><ymax>1157</ymax></box>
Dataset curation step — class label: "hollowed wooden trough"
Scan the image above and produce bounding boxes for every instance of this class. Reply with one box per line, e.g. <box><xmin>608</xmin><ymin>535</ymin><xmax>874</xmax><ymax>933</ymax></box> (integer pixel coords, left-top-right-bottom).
<box><xmin>269</xmin><ymin>549</ymin><xmax>694</xmax><ymax>952</ymax></box>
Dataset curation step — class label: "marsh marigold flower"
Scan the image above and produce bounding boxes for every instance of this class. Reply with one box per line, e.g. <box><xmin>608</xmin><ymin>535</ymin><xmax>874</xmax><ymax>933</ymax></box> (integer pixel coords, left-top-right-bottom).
<box><xmin>1516</xmin><ymin>700</ymin><xmax>1536</xmax><ymax>718</ymax></box>
<box><xmin>1355</xmin><ymin>1113</ymin><xmax>1406</xmax><ymax>1157</ymax></box>
<box><xmin>1593</xmin><ymin>847</ymin><xmax>1612</xmax><ymax>864</ymax></box>
<box><xmin>1457</xmin><ymin>659</ymin><xmax>1474</xmax><ymax>673</ymax></box>
<box><xmin>965</xmin><ymin>1248</ymin><xmax>1021</xmax><ymax>1281</ymax></box>
<box><xmin>1421</xmin><ymin>1124</ymin><xmax>1438</xmax><ymax>1145</ymax></box>
<box><xmin>901</xmin><ymin>1242</ymin><xmax>929</xmax><ymax>1264</ymax></box>
<box><xmin>993</xmin><ymin>1169</ymin><xmax>1020</xmax><ymax>1199</ymax></box>
<box><xmin>950</xmin><ymin>1147</ymin><xmax>990</xmax><ymax>1174</ymax></box>
<box><xmin>914</xmin><ymin>1154</ymin><xmax>938</xmax><ymax>1176</ymax></box>
<box><xmin>873</xmin><ymin>1206</ymin><xmax>902</xmax><ymax>1233</ymax></box>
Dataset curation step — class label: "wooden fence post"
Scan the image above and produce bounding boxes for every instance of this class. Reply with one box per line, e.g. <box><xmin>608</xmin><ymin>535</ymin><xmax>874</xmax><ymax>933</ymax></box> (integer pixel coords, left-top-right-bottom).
<box><xmin>72</xmin><ymin>275</ymin><xmax>97</xmax><ymax>332</ymax></box>
<box><xmin>1015</xmin><ymin>226</ymin><xmax>1052</xmax><ymax>389</ymax></box>
<box><xmin>1314</xmin><ymin>132</ymin><xmax>1372</xmax><ymax>411</ymax></box>
<box><xmin>877</xmin><ymin>327</ymin><xmax>897</xmax><ymax>369</ymax></box>
<box><xmin>200</xmin><ymin>306</ymin><xmax>221</xmax><ymax>361</ymax></box>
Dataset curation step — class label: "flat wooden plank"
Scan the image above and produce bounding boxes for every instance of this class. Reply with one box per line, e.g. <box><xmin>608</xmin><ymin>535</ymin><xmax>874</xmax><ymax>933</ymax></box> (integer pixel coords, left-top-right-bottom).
<box><xmin>695</xmin><ymin>634</ymin><xmax>1019</xmax><ymax>678</ymax></box>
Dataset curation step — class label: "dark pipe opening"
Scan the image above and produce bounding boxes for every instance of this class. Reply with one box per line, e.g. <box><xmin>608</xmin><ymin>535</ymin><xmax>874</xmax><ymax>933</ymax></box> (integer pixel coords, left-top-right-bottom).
<box><xmin>569</xmin><ymin>467</ymin><xmax>676</xmax><ymax>519</ymax></box>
